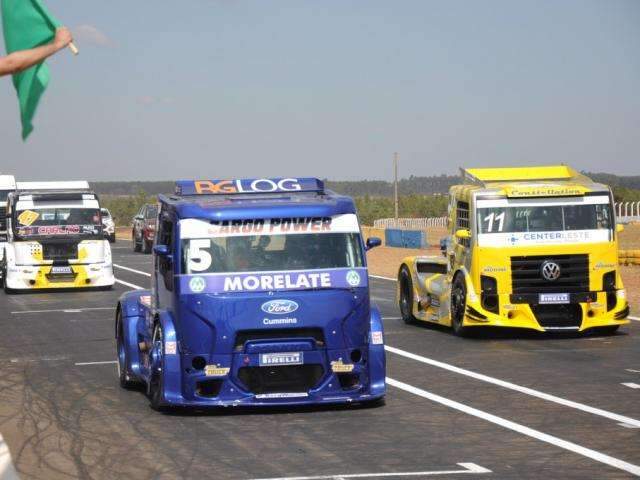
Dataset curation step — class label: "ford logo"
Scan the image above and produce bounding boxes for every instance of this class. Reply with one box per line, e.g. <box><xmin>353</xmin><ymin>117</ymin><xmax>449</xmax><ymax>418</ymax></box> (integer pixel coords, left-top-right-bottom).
<box><xmin>261</xmin><ymin>299</ymin><xmax>299</xmax><ymax>315</ymax></box>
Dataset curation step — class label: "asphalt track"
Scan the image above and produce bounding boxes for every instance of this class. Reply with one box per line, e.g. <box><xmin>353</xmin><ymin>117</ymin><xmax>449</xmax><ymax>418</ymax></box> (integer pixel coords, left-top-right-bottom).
<box><xmin>1</xmin><ymin>241</ymin><xmax>639</xmax><ymax>479</ymax></box>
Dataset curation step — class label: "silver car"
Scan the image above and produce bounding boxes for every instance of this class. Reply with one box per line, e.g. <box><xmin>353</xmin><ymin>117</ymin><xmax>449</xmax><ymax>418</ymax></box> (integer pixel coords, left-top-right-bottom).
<box><xmin>101</xmin><ymin>208</ymin><xmax>116</xmax><ymax>243</ymax></box>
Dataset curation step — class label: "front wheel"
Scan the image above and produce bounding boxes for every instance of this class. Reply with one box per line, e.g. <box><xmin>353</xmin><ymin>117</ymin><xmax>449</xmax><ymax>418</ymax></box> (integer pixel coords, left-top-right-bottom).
<box><xmin>450</xmin><ymin>275</ymin><xmax>470</xmax><ymax>337</ymax></box>
<box><xmin>116</xmin><ymin>309</ymin><xmax>140</xmax><ymax>389</ymax></box>
<box><xmin>148</xmin><ymin>322</ymin><xmax>166</xmax><ymax>410</ymax></box>
<box><xmin>133</xmin><ymin>230</ymin><xmax>141</xmax><ymax>252</ymax></box>
<box><xmin>592</xmin><ymin>325</ymin><xmax>620</xmax><ymax>336</ymax></box>
<box><xmin>398</xmin><ymin>266</ymin><xmax>417</xmax><ymax>324</ymax></box>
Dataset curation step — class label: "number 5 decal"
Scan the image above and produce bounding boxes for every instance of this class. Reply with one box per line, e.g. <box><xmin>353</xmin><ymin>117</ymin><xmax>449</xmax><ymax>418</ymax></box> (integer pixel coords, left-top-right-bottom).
<box><xmin>188</xmin><ymin>239</ymin><xmax>212</xmax><ymax>272</ymax></box>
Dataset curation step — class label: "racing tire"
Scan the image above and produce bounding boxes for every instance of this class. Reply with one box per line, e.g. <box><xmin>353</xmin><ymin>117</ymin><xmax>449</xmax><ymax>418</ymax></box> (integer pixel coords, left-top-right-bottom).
<box><xmin>398</xmin><ymin>266</ymin><xmax>417</xmax><ymax>325</ymax></box>
<box><xmin>450</xmin><ymin>274</ymin><xmax>470</xmax><ymax>337</ymax></box>
<box><xmin>148</xmin><ymin>322</ymin><xmax>167</xmax><ymax>411</ymax></box>
<box><xmin>116</xmin><ymin>309</ymin><xmax>141</xmax><ymax>389</ymax></box>
<box><xmin>109</xmin><ymin>234</ymin><xmax>116</xmax><ymax>244</ymax></box>
<box><xmin>143</xmin><ymin>239</ymin><xmax>152</xmax><ymax>254</ymax></box>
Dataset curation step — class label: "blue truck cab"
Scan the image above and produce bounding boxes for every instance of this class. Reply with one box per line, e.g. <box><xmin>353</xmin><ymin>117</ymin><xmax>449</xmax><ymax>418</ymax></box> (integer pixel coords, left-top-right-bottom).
<box><xmin>116</xmin><ymin>178</ymin><xmax>386</xmax><ymax>409</ymax></box>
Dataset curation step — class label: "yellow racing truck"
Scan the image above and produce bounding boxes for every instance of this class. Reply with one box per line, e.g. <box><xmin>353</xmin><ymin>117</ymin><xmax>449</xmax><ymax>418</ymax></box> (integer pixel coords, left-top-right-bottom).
<box><xmin>398</xmin><ymin>166</ymin><xmax>629</xmax><ymax>335</ymax></box>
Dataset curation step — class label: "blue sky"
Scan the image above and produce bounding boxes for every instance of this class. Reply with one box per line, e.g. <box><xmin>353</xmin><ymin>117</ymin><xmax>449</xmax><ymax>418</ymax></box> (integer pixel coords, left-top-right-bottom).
<box><xmin>1</xmin><ymin>0</ymin><xmax>638</xmax><ymax>181</ymax></box>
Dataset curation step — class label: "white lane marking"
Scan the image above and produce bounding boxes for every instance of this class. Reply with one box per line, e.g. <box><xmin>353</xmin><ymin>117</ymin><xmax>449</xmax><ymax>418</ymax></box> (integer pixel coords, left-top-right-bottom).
<box><xmin>385</xmin><ymin>345</ymin><xmax>640</xmax><ymax>428</ymax></box>
<box><xmin>621</xmin><ymin>383</ymin><xmax>640</xmax><ymax>389</ymax></box>
<box><xmin>369</xmin><ymin>274</ymin><xmax>396</xmax><ymax>281</ymax></box>
<box><xmin>0</xmin><ymin>433</ymin><xmax>20</xmax><ymax>480</ymax></box>
<box><xmin>626</xmin><ymin>369</ymin><xmax>640</xmax><ymax>374</ymax></box>
<box><xmin>382</xmin><ymin>317</ymin><xmax>402</xmax><ymax>320</ymax></box>
<box><xmin>387</xmin><ymin>377</ymin><xmax>640</xmax><ymax>477</ymax></box>
<box><xmin>249</xmin><ymin>463</ymin><xmax>491</xmax><ymax>480</ymax></box>
<box><xmin>113</xmin><ymin>264</ymin><xmax>151</xmax><ymax>277</ymax></box>
<box><xmin>11</xmin><ymin>307</ymin><xmax>112</xmax><ymax>315</ymax></box>
<box><xmin>371</xmin><ymin>296</ymin><xmax>394</xmax><ymax>304</ymax></box>
<box><xmin>115</xmin><ymin>278</ymin><xmax>144</xmax><ymax>290</ymax></box>
<box><xmin>75</xmin><ymin>360</ymin><xmax>117</xmax><ymax>366</ymax></box>
<box><xmin>628</xmin><ymin>316</ymin><xmax>640</xmax><ymax>322</ymax></box>
<box><xmin>618</xmin><ymin>423</ymin><xmax>640</xmax><ymax>429</ymax></box>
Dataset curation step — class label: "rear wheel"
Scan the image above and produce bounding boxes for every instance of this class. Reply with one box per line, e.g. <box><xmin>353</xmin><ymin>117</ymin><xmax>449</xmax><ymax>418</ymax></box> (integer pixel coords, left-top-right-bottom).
<box><xmin>398</xmin><ymin>266</ymin><xmax>417</xmax><ymax>324</ymax></box>
<box><xmin>450</xmin><ymin>275</ymin><xmax>470</xmax><ymax>337</ymax></box>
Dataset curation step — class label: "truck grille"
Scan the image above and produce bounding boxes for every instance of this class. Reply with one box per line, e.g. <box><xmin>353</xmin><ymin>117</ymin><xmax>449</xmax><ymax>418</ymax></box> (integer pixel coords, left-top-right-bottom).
<box><xmin>531</xmin><ymin>304</ymin><xmax>582</xmax><ymax>329</ymax></box>
<box><xmin>43</xmin><ymin>242</ymin><xmax>79</xmax><ymax>261</ymax></box>
<box><xmin>510</xmin><ymin>254</ymin><xmax>589</xmax><ymax>293</ymax></box>
<box><xmin>238</xmin><ymin>365</ymin><xmax>324</xmax><ymax>394</ymax></box>
<box><xmin>0</xmin><ymin>206</ymin><xmax>6</xmax><ymax>234</ymax></box>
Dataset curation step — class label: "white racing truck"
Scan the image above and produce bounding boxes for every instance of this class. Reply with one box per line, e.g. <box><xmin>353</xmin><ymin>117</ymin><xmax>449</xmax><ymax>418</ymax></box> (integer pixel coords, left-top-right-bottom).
<box><xmin>0</xmin><ymin>175</ymin><xmax>17</xmax><ymax>284</ymax></box>
<box><xmin>2</xmin><ymin>181</ymin><xmax>114</xmax><ymax>292</ymax></box>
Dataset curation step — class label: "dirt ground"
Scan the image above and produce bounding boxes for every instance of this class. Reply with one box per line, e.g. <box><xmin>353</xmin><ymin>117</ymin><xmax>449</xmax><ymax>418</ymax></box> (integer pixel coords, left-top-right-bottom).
<box><xmin>366</xmin><ymin>246</ymin><xmax>639</xmax><ymax>313</ymax></box>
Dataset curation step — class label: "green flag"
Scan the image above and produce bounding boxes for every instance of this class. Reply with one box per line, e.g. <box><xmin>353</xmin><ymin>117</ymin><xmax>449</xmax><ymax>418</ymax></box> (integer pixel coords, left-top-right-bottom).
<box><xmin>1</xmin><ymin>0</ymin><xmax>60</xmax><ymax>140</ymax></box>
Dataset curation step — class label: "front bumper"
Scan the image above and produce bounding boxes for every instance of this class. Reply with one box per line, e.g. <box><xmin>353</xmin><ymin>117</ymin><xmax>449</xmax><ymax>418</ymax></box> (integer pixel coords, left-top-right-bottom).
<box><xmin>462</xmin><ymin>290</ymin><xmax>630</xmax><ymax>332</ymax></box>
<box><xmin>5</xmin><ymin>263</ymin><xmax>115</xmax><ymax>290</ymax></box>
<box><xmin>159</xmin><ymin>345</ymin><xmax>386</xmax><ymax>407</ymax></box>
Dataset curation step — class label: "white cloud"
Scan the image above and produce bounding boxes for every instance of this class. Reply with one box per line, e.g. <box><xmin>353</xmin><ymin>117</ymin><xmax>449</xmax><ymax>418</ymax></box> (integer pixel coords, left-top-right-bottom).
<box><xmin>73</xmin><ymin>25</ymin><xmax>113</xmax><ymax>47</ymax></box>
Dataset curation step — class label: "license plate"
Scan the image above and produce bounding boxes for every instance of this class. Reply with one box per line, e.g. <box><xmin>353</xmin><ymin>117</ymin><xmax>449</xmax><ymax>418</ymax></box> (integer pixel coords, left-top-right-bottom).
<box><xmin>539</xmin><ymin>293</ymin><xmax>570</xmax><ymax>304</ymax></box>
<box><xmin>259</xmin><ymin>352</ymin><xmax>303</xmax><ymax>367</ymax></box>
<box><xmin>51</xmin><ymin>266</ymin><xmax>73</xmax><ymax>275</ymax></box>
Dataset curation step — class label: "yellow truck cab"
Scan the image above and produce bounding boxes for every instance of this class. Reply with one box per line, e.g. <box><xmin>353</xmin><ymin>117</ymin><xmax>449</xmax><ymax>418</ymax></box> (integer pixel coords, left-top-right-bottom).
<box><xmin>398</xmin><ymin>165</ymin><xmax>629</xmax><ymax>335</ymax></box>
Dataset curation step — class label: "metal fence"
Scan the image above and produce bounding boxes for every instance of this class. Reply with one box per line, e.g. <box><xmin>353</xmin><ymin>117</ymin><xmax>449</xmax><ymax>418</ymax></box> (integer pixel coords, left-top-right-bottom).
<box><xmin>615</xmin><ymin>201</ymin><xmax>640</xmax><ymax>223</ymax></box>
<box><xmin>375</xmin><ymin>202</ymin><xmax>640</xmax><ymax>229</ymax></box>
<box><xmin>373</xmin><ymin>217</ymin><xmax>448</xmax><ymax>229</ymax></box>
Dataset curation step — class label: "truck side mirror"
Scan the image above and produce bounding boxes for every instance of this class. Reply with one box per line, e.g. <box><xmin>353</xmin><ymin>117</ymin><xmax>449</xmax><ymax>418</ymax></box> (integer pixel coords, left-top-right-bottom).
<box><xmin>366</xmin><ymin>237</ymin><xmax>382</xmax><ymax>251</ymax></box>
<box><xmin>153</xmin><ymin>244</ymin><xmax>170</xmax><ymax>256</ymax></box>
<box><xmin>616</xmin><ymin>224</ymin><xmax>624</xmax><ymax>233</ymax></box>
<box><xmin>455</xmin><ymin>229</ymin><xmax>471</xmax><ymax>240</ymax></box>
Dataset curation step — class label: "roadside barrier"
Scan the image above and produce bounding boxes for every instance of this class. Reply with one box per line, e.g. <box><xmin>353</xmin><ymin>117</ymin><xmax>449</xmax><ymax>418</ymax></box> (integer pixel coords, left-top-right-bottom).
<box><xmin>385</xmin><ymin>228</ymin><xmax>427</xmax><ymax>249</ymax></box>
<box><xmin>619</xmin><ymin>250</ymin><xmax>640</xmax><ymax>266</ymax></box>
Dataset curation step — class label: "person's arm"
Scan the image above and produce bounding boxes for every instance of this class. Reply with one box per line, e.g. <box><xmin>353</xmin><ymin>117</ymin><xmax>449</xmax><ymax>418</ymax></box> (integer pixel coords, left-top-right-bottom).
<box><xmin>0</xmin><ymin>27</ymin><xmax>72</xmax><ymax>77</ymax></box>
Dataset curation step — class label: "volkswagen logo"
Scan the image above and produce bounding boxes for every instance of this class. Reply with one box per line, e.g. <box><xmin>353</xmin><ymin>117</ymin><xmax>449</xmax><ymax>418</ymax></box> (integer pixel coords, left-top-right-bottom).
<box><xmin>541</xmin><ymin>261</ymin><xmax>561</xmax><ymax>281</ymax></box>
<box><xmin>261</xmin><ymin>299</ymin><xmax>299</xmax><ymax>315</ymax></box>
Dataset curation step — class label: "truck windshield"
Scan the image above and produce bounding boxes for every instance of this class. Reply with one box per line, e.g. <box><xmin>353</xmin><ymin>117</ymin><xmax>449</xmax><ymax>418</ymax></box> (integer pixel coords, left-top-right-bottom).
<box><xmin>180</xmin><ymin>215</ymin><xmax>364</xmax><ymax>274</ymax></box>
<box><xmin>476</xmin><ymin>196</ymin><xmax>613</xmax><ymax>246</ymax></box>
<box><xmin>14</xmin><ymin>207</ymin><xmax>102</xmax><ymax>237</ymax></box>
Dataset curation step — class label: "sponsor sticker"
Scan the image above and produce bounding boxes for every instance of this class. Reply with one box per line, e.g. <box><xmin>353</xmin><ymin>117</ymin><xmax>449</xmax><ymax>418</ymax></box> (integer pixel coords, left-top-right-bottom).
<box><xmin>179</xmin><ymin>267</ymin><xmax>368</xmax><ymax>294</ymax></box>
<box><xmin>346</xmin><ymin>270</ymin><xmax>361</xmax><ymax>287</ymax></box>
<box><xmin>539</xmin><ymin>293</ymin><xmax>570</xmax><ymax>304</ymax></box>
<box><xmin>331</xmin><ymin>360</ymin><xmax>355</xmax><ymax>373</ymax></box>
<box><xmin>370</xmin><ymin>331</ymin><xmax>384</xmax><ymax>345</ymax></box>
<box><xmin>50</xmin><ymin>266</ymin><xmax>73</xmax><ymax>275</ymax></box>
<box><xmin>205</xmin><ymin>365</ymin><xmax>230</xmax><ymax>377</ymax></box>
<box><xmin>165</xmin><ymin>341</ymin><xmax>177</xmax><ymax>355</ymax></box>
<box><xmin>139</xmin><ymin>295</ymin><xmax>151</xmax><ymax>306</ymax></box>
<box><xmin>261</xmin><ymin>299</ymin><xmax>299</xmax><ymax>315</ymax></box>
<box><xmin>255</xmin><ymin>392</ymin><xmax>309</xmax><ymax>399</ymax></box>
<box><xmin>18</xmin><ymin>210</ymin><xmax>39</xmax><ymax>226</ymax></box>
<box><xmin>189</xmin><ymin>276</ymin><xmax>206</xmax><ymax>293</ymax></box>
<box><xmin>263</xmin><ymin>317</ymin><xmax>298</xmax><ymax>325</ymax></box>
<box><xmin>259</xmin><ymin>352</ymin><xmax>303</xmax><ymax>366</ymax></box>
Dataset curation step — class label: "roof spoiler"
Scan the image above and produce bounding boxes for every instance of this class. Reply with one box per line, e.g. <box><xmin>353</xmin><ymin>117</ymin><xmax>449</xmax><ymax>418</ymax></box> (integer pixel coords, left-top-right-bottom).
<box><xmin>461</xmin><ymin>165</ymin><xmax>589</xmax><ymax>184</ymax></box>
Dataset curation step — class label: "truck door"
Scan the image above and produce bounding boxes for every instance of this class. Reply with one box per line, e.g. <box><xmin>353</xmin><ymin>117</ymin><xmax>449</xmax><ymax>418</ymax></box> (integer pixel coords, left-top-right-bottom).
<box><xmin>451</xmin><ymin>199</ymin><xmax>472</xmax><ymax>272</ymax></box>
<box><xmin>155</xmin><ymin>213</ymin><xmax>175</xmax><ymax>310</ymax></box>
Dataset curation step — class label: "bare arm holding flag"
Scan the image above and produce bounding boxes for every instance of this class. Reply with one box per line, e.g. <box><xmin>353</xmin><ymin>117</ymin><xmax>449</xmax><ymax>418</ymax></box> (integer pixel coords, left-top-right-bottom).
<box><xmin>0</xmin><ymin>27</ymin><xmax>72</xmax><ymax>77</ymax></box>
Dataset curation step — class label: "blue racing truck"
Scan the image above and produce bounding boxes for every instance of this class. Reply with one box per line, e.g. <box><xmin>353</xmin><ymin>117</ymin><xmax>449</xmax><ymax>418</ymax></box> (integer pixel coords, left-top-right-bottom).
<box><xmin>116</xmin><ymin>177</ymin><xmax>386</xmax><ymax>409</ymax></box>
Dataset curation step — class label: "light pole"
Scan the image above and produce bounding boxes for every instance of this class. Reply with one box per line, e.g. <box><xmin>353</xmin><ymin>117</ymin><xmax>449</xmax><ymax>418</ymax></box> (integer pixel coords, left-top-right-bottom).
<box><xmin>394</xmin><ymin>152</ymin><xmax>399</xmax><ymax>221</ymax></box>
